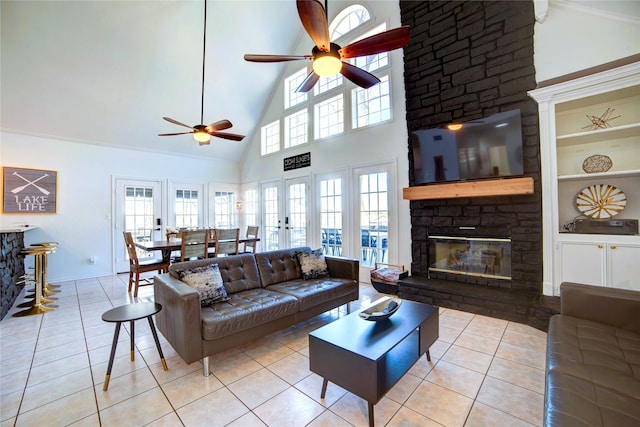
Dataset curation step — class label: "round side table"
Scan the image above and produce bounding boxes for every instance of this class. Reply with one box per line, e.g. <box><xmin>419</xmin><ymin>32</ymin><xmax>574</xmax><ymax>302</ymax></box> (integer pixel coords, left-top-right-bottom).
<box><xmin>101</xmin><ymin>302</ymin><xmax>168</xmax><ymax>391</ymax></box>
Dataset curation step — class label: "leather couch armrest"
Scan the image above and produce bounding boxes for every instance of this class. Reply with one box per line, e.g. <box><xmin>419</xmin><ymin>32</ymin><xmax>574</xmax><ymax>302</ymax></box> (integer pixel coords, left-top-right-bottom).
<box><xmin>560</xmin><ymin>282</ymin><xmax>640</xmax><ymax>334</ymax></box>
<box><xmin>154</xmin><ymin>273</ymin><xmax>204</xmax><ymax>364</ymax></box>
<box><xmin>325</xmin><ymin>256</ymin><xmax>359</xmax><ymax>281</ymax></box>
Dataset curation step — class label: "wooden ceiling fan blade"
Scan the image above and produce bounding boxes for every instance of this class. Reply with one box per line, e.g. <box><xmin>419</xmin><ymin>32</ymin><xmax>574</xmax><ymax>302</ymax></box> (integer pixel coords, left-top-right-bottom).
<box><xmin>296</xmin><ymin>71</ymin><xmax>320</xmax><ymax>93</ymax></box>
<box><xmin>297</xmin><ymin>0</ymin><xmax>330</xmax><ymax>52</ymax></box>
<box><xmin>162</xmin><ymin>116</ymin><xmax>195</xmax><ymax>129</ymax></box>
<box><xmin>158</xmin><ymin>131</ymin><xmax>194</xmax><ymax>136</ymax></box>
<box><xmin>244</xmin><ymin>54</ymin><xmax>310</xmax><ymax>63</ymax></box>
<box><xmin>340</xmin><ymin>26</ymin><xmax>411</xmax><ymax>58</ymax></box>
<box><xmin>340</xmin><ymin>62</ymin><xmax>380</xmax><ymax>89</ymax></box>
<box><xmin>211</xmin><ymin>131</ymin><xmax>245</xmax><ymax>141</ymax></box>
<box><xmin>207</xmin><ymin>119</ymin><xmax>233</xmax><ymax>132</ymax></box>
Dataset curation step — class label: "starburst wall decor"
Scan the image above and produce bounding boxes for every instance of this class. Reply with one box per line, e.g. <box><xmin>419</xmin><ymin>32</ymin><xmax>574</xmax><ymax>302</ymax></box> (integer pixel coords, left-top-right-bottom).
<box><xmin>581</xmin><ymin>107</ymin><xmax>620</xmax><ymax>131</ymax></box>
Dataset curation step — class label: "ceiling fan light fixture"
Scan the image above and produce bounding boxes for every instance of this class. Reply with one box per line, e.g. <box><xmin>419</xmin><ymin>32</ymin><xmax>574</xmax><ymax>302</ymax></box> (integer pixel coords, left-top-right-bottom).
<box><xmin>193</xmin><ymin>130</ymin><xmax>211</xmax><ymax>144</ymax></box>
<box><xmin>313</xmin><ymin>54</ymin><xmax>342</xmax><ymax>76</ymax></box>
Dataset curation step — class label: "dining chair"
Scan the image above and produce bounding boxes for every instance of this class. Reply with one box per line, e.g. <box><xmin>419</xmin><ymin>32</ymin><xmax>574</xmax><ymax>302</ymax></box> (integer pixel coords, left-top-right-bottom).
<box><xmin>123</xmin><ymin>231</ymin><xmax>169</xmax><ymax>297</ymax></box>
<box><xmin>239</xmin><ymin>225</ymin><xmax>259</xmax><ymax>254</ymax></box>
<box><xmin>180</xmin><ymin>229</ymin><xmax>209</xmax><ymax>261</ymax></box>
<box><xmin>214</xmin><ymin>228</ymin><xmax>240</xmax><ymax>257</ymax></box>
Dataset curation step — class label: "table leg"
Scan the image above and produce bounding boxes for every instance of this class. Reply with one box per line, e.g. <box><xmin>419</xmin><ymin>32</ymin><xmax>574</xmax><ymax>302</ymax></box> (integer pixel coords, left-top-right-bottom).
<box><xmin>426</xmin><ymin>349</ymin><xmax>431</xmax><ymax>362</ymax></box>
<box><xmin>320</xmin><ymin>378</ymin><xmax>328</xmax><ymax>398</ymax></box>
<box><xmin>103</xmin><ymin>322</ymin><xmax>122</xmax><ymax>391</ymax></box>
<box><xmin>161</xmin><ymin>249</ymin><xmax>172</xmax><ymax>264</ymax></box>
<box><xmin>147</xmin><ymin>316</ymin><xmax>168</xmax><ymax>371</ymax></box>
<box><xmin>368</xmin><ymin>402</ymin><xmax>374</xmax><ymax>427</ymax></box>
<box><xmin>130</xmin><ymin>320</ymin><xmax>135</xmax><ymax>361</ymax></box>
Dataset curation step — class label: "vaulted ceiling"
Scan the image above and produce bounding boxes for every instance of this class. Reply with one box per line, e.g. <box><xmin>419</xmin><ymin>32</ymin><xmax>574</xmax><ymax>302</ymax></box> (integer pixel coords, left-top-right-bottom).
<box><xmin>1</xmin><ymin>0</ymin><xmax>303</xmax><ymax>161</ymax></box>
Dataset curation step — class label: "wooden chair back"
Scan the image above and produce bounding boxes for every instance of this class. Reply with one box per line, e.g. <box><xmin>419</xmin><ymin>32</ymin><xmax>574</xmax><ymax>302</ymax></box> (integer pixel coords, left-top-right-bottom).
<box><xmin>241</xmin><ymin>225</ymin><xmax>259</xmax><ymax>253</ymax></box>
<box><xmin>214</xmin><ymin>228</ymin><xmax>240</xmax><ymax>257</ymax></box>
<box><xmin>123</xmin><ymin>231</ymin><xmax>168</xmax><ymax>297</ymax></box>
<box><xmin>180</xmin><ymin>229</ymin><xmax>209</xmax><ymax>261</ymax></box>
<box><xmin>124</xmin><ymin>231</ymin><xmax>140</xmax><ymax>266</ymax></box>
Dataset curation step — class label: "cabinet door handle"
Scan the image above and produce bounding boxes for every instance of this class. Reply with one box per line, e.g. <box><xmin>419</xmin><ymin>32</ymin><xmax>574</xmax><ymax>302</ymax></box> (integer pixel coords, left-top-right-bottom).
<box><xmin>598</xmin><ymin>244</ymin><xmax>604</xmax><ymax>249</ymax></box>
<box><xmin>611</xmin><ymin>245</ymin><xmax>616</xmax><ymax>249</ymax></box>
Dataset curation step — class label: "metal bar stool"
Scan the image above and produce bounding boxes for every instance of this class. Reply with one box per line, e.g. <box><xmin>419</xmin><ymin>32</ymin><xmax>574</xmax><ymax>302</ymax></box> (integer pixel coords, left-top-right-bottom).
<box><xmin>31</xmin><ymin>242</ymin><xmax>60</xmax><ymax>291</ymax></box>
<box><xmin>13</xmin><ymin>246</ymin><xmax>57</xmax><ymax>317</ymax></box>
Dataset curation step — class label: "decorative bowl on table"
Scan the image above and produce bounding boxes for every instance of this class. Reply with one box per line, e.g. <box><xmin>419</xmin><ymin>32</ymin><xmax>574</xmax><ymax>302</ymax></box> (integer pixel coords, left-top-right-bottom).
<box><xmin>359</xmin><ymin>297</ymin><xmax>402</xmax><ymax>321</ymax></box>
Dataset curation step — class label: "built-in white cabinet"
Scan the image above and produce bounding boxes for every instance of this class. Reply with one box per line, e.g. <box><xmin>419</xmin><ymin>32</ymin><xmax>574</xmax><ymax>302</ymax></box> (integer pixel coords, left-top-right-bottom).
<box><xmin>530</xmin><ymin>62</ymin><xmax>640</xmax><ymax>296</ymax></box>
<box><xmin>559</xmin><ymin>235</ymin><xmax>640</xmax><ymax>291</ymax></box>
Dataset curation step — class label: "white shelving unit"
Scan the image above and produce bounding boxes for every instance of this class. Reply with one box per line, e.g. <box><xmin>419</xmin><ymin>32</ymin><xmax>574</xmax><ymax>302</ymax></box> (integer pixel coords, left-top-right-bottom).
<box><xmin>530</xmin><ymin>62</ymin><xmax>640</xmax><ymax>295</ymax></box>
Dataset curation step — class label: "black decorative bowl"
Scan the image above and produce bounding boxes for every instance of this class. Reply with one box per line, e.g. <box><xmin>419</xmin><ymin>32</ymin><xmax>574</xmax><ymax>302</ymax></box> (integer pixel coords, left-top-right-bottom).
<box><xmin>359</xmin><ymin>298</ymin><xmax>402</xmax><ymax>321</ymax></box>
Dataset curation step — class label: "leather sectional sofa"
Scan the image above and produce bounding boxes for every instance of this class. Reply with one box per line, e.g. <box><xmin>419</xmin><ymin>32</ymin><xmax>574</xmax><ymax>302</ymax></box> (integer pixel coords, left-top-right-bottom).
<box><xmin>153</xmin><ymin>247</ymin><xmax>359</xmax><ymax>376</ymax></box>
<box><xmin>545</xmin><ymin>282</ymin><xmax>640</xmax><ymax>426</ymax></box>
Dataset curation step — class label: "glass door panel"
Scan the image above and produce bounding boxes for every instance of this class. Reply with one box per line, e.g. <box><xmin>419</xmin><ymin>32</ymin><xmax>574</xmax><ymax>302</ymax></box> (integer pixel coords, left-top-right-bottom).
<box><xmin>262</xmin><ymin>182</ymin><xmax>281</xmax><ymax>251</ymax></box>
<box><xmin>286</xmin><ymin>179</ymin><xmax>308</xmax><ymax>248</ymax></box>
<box><xmin>319</xmin><ymin>177</ymin><xmax>343</xmax><ymax>256</ymax></box>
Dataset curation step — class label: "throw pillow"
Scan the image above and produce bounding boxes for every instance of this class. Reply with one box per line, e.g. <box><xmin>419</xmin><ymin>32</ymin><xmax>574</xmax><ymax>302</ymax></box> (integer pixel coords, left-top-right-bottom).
<box><xmin>297</xmin><ymin>249</ymin><xmax>329</xmax><ymax>280</ymax></box>
<box><xmin>179</xmin><ymin>264</ymin><xmax>230</xmax><ymax>306</ymax></box>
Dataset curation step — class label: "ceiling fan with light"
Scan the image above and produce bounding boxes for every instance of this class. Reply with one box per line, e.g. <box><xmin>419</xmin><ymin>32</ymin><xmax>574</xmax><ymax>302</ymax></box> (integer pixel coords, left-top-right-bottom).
<box><xmin>159</xmin><ymin>0</ymin><xmax>244</xmax><ymax>145</ymax></box>
<box><xmin>244</xmin><ymin>0</ymin><xmax>410</xmax><ymax>93</ymax></box>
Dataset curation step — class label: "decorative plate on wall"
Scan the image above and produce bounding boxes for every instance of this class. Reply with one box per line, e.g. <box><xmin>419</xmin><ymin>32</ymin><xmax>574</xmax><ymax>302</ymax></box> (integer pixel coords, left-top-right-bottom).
<box><xmin>576</xmin><ymin>184</ymin><xmax>626</xmax><ymax>219</ymax></box>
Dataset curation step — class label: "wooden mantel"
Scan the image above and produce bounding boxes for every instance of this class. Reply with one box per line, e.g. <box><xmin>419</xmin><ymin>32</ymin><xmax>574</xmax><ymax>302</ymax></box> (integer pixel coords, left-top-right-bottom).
<box><xmin>403</xmin><ymin>177</ymin><xmax>534</xmax><ymax>200</ymax></box>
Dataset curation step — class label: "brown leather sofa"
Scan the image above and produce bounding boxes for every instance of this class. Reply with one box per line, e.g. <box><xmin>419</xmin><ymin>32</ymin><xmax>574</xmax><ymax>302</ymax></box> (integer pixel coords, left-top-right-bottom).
<box><xmin>153</xmin><ymin>247</ymin><xmax>359</xmax><ymax>376</ymax></box>
<box><xmin>545</xmin><ymin>282</ymin><xmax>640</xmax><ymax>426</ymax></box>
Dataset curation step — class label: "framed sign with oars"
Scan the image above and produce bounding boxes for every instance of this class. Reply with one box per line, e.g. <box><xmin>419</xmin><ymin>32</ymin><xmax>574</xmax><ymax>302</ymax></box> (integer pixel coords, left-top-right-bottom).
<box><xmin>3</xmin><ymin>167</ymin><xmax>57</xmax><ymax>213</ymax></box>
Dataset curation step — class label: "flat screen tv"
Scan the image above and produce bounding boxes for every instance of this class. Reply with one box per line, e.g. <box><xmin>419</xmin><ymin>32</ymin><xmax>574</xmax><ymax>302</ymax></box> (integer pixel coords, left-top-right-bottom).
<box><xmin>412</xmin><ymin>109</ymin><xmax>524</xmax><ymax>184</ymax></box>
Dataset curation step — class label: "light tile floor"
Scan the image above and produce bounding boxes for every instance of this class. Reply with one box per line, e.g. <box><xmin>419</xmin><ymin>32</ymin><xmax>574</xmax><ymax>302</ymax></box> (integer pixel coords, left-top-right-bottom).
<box><xmin>0</xmin><ymin>274</ymin><xmax>547</xmax><ymax>426</ymax></box>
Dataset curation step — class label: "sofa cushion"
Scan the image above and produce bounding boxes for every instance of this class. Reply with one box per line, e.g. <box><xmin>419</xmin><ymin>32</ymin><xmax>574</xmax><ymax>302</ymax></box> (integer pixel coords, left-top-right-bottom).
<box><xmin>297</xmin><ymin>249</ymin><xmax>329</xmax><ymax>280</ymax></box>
<box><xmin>179</xmin><ymin>264</ymin><xmax>230</xmax><ymax>306</ymax></box>
<box><xmin>170</xmin><ymin>253</ymin><xmax>262</xmax><ymax>293</ymax></box>
<box><xmin>255</xmin><ymin>247</ymin><xmax>309</xmax><ymax>286</ymax></box>
<box><xmin>267</xmin><ymin>277</ymin><xmax>357</xmax><ymax>312</ymax></box>
<box><xmin>200</xmin><ymin>288</ymin><xmax>299</xmax><ymax>340</ymax></box>
<box><xmin>545</xmin><ymin>314</ymin><xmax>640</xmax><ymax>426</ymax></box>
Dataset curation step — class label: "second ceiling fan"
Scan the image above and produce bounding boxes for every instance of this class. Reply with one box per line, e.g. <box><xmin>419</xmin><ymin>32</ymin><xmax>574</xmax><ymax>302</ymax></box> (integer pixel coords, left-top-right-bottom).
<box><xmin>244</xmin><ymin>0</ymin><xmax>410</xmax><ymax>93</ymax></box>
<box><xmin>159</xmin><ymin>0</ymin><xmax>245</xmax><ymax>145</ymax></box>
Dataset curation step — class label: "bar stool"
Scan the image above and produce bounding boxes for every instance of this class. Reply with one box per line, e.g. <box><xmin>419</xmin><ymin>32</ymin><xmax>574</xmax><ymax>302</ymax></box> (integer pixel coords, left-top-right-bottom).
<box><xmin>13</xmin><ymin>246</ymin><xmax>57</xmax><ymax>317</ymax></box>
<box><xmin>31</xmin><ymin>242</ymin><xmax>60</xmax><ymax>291</ymax></box>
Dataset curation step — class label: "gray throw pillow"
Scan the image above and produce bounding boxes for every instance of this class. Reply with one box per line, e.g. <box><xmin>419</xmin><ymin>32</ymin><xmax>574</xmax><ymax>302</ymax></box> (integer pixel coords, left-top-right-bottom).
<box><xmin>297</xmin><ymin>249</ymin><xmax>329</xmax><ymax>280</ymax></box>
<box><xmin>179</xmin><ymin>264</ymin><xmax>230</xmax><ymax>306</ymax></box>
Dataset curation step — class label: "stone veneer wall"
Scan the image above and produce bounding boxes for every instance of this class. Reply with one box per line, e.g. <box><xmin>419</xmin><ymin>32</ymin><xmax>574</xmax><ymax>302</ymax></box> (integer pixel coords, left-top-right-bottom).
<box><xmin>399</xmin><ymin>1</ymin><xmax>550</xmax><ymax>323</ymax></box>
<box><xmin>1</xmin><ymin>232</ymin><xmax>26</xmax><ymax>320</ymax></box>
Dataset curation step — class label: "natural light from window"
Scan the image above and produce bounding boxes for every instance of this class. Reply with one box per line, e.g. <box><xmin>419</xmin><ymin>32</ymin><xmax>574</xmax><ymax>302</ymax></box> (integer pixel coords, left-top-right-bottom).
<box><xmin>329</xmin><ymin>4</ymin><xmax>371</xmax><ymax>40</ymax></box>
<box><xmin>285</xmin><ymin>68</ymin><xmax>308</xmax><ymax>109</ymax></box>
<box><xmin>352</xmin><ymin>75</ymin><xmax>391</xmax><ymax>129</ymax></box>
<box><xmin>284</xmin><ymin>109</ymin><xmax>308</xmax><ymax>148</ymax></box>
<box><xmin>314</xmin><ymin>94</ymin><xmax>344</xmax><ymax>139</ymax></box>
<box><xmin>261</xmin><ymin>120</ymin><xmax>280</xmax><ymax>155</ymax></box>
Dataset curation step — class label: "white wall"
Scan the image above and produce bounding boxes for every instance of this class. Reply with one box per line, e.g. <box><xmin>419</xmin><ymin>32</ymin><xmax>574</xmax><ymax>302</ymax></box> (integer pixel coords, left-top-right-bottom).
<box><xmin>534</xmin><ymin>0</ymin><xmax>640</xmax><ymax>82</ymax></box>
<box><xmin>0</xmin><ymin>132</ymin><xmax>240</xmax><ymax>282</ymax></box>
<box><xmin>239</xmin><ymin>0</ymin><xmax>412</xmax><ymax>270</ymax></box>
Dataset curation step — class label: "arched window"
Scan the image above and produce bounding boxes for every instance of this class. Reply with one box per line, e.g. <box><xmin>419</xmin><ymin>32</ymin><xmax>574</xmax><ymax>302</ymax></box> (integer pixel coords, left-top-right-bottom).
<box><xmin>329</xmin><ymin>4</ymin><xmax>371</xmax><ymax>40</ymax></box>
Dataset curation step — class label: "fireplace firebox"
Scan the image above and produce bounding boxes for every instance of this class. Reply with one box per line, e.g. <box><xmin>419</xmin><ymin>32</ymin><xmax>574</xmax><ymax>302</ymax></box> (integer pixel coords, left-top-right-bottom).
<box><xmin>428</xmin><ymin>235</ymin><xmax>511</xmax><ymax>280</ymax></box>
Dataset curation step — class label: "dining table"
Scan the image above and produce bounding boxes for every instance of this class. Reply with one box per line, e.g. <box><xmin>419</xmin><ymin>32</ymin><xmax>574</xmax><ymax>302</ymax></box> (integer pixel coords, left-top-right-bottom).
<box><xmin>134</xmin><ymin>237</ymin><xmax>260</xmax><ymax>263</ymax></box>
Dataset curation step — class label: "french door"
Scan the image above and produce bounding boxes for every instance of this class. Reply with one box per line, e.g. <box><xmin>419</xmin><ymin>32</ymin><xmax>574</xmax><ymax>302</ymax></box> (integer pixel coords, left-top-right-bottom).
<box><xmin>285</xmin><ymin>178</ymin><xmax>309</xmax><ymax>248</ymax></box>
<box><xmin>317</xmin><ymin>173</ymin><xmax>346</xmax><ymax>256</ymax></box>
<box><xmin>114</xmin><ymin>178</ymin><xmax>163</xmax><ymax>273</ymax></box>
<box><xmin>353</xmin><ymin>164</ymin><xmax>395</xmax><ymax>280</ymax></box>
<box><xmin>261</xmin><ymin>181</ymin><xmax>281</xmax><ymax>251</ymax></box>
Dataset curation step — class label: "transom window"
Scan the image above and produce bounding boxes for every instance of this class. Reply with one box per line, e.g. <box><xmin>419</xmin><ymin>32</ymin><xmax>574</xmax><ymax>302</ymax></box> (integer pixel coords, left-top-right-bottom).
<box><xmin>314</xmin><ymin>94</ymin><xmax>344</xmax><ymax>139</ymax></box>
<box><xmin>352</xmin><ymin>75</ymin><xmax>391</xmax><ymax>129</ymax></box>
<box><xmin>261</xmin><ymin>120</ymin><xmax>280</xmax><ymax>155</ymax></box>
<box><xmin>285</xmin><ymin>68</ymin><xmax>308</xmax><ymax>109</ymax></box>
<box><xmin>329</xmin><ymin>4</ymin><xmax>371</xmax><ymax>39</ymax></box>
<box><xmin>284</xmin><ymin>109</ymin><xmax>308</xmax><ymax>148</ymax></box>
<box><xmin>314</xmin><ymin>74</ymin><xmax>344</xmax><ymax>96</ymax></box>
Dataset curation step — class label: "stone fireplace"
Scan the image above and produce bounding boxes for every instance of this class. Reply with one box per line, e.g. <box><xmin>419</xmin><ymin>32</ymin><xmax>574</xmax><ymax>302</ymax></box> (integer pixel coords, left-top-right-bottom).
<box><xmin>399</xmin><ymin>1</ymin><xmax>559</xmax><ymax>330</ymax></box>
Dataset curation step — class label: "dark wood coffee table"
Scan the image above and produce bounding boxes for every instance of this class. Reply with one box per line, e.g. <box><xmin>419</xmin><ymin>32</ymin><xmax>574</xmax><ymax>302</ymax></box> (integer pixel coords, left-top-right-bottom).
<box><xmin>309</xmin><ymin>298</ymin><xmax>438</xmax><ymax>427</ymax></box>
